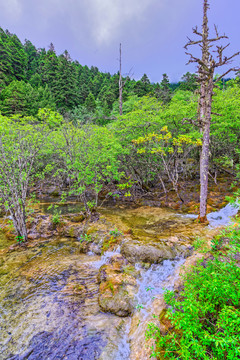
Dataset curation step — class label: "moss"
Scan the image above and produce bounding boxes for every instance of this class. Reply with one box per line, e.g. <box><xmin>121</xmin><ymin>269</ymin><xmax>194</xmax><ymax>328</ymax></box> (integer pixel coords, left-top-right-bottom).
<box><xmin>123</xmin><ymin>264</ymin><xmax>139</xmax><ymax>277</ymax></box>
<box><xmin>101</xmin><ymin>235</ymin><xmax>118</xmax><ymax>253</ymax></box>
<box><xmin>71</xmin><ymin>214</ymin><xmax>85</xmax><ymax>223</ymax></box>
<box><xmin>102</xmin><ymin>280</ymin><xmax>115</xmax><ymax>295</ymax></box>
<box><xmin>68</xmin><ymin>227</ymin><xmax>75</xmax><ymax>238</ymax></box>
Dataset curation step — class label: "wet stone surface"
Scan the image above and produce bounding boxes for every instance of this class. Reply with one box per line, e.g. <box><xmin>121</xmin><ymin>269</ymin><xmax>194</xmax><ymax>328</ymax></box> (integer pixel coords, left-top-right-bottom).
<box><xmin>9</xmin><ymin>329</ymin><xmax>107</xmax><ymax>360</ymax></box>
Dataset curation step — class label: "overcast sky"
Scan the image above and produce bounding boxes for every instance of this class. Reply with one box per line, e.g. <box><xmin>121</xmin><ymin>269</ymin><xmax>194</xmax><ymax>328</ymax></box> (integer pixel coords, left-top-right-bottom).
<box><xmin>0</xmin><ymin>0</ymin><xmax>239</xmax><ymax>82</ymax></box>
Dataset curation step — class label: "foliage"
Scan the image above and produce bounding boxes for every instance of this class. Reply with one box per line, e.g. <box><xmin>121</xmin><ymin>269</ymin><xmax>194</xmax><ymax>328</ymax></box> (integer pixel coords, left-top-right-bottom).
<box><xmin>132</xmin><ymin>126</ymin><xmax>201</xmax><ymax>199</ymax></box>
<box><xmin>48</xmin><ymin>204</ymin><xmax>61</xmax><ymax>225</ymax></box>
<box><xmin>0</xmin><ymin>115</ymin><xmax>50</xmax><ymax>240</ymax></box>
<box><xmin>192</xmin><ymin>237</ymin><xmax>208</xmax><ymax>252</ymax></box>
<box><xmin>79</xmin><ymin>233</ymin><xmax>92</xmax><ymax>243</ymax></box>
<box><xmin>211</xmin><ymin>81</ymin><xmax>240</xmax><ymax>163</ymax></box>
<box><xmin>146</xmin><ymin>224</ymin><xmax>240</xmax><ymax>359</ymax></box>
<box><xmin>50</xmin><ymin>123</ymin><xmax>123</xmax><ymax>214</ymax></box>
<box><xmin>109</xmin><ymin>228</ymin><xmax>122</xmax><ymax>237</ymax></box>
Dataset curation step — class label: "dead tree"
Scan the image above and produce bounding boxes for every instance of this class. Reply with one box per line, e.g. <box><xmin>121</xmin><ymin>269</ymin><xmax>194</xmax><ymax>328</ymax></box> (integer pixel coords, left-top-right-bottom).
<box><xmin>118</xmin><ymin>43</ymin><xmax>133</xmax><ymax>116</ymax></box>
<box><xmin>184</xmin><ymin>0</ymin><xmax>239</xmax><ymax>222</ymax></box>
<box><xmin>119</xmin><ymin>43</ymin><xmax>123</xmax><ymax>115</ymax></box>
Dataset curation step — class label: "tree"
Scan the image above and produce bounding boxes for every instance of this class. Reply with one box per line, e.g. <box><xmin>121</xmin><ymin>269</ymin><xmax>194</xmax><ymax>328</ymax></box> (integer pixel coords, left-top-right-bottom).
<box><xmin>179</xmin><ymin>72</ymin><xmax>198</xmax><ymax>92</ymax></box>
<box><xmin>54</xmin><ymin>51</ymin><xmax>79</xmax><ymax>111</ymax></box>
<box><xmin>119</xmin><ymin>43</ymin><xmax>123</xmax><ymax>115</ymax></box>
<box><xmin>158</xmin><ymin>73</ymin><xmax>172</xmax><ymax>104</ymax></box>
<box><xmin>84</xmin><ymin>92</ymin><xmax>96</xmax><ymax>112</ymax></box>
<box><xmin>52</xmin><ymin>124</ymin><xmax>121</xmax><ymax>215</ymax></box>
<box><xmin>0</xmin><ymin>80</ymin><xmax>38</xmax><ymax>116</ymax></box>
<box><xmin>0</xmin><ymin>28</ymin><xmax>27</xmax><ymax>89</ymax></box>
<box><xmin>24</xmin><ymin>39</ymin><xmax>40</xmax><ymax>81</ymax></box>
<box><xmin>185</xmin><ymin>0</ymin><xmax>239</xmax><ymax>222</ymax></box>
<box><xmin>0</xmin><ymin>116</ymin><xmax>49</xmax><ymax>241</ymax></box>
<box><xmin>132</xmin><ymin>126</ymin><xmax>201</xmax><ymax>201</ymax></box>
<box><xmin>79</xmin><ymin>83</ymin><xmax>90</xmax><ymax>104</ymax></box>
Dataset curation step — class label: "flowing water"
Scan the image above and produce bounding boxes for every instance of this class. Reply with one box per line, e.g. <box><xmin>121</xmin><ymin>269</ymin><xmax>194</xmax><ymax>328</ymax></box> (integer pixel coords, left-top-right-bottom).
<box><xmin>0</xmin><ymin>203</ymin><xmax>237</xmax><ymax>359</ymax></box>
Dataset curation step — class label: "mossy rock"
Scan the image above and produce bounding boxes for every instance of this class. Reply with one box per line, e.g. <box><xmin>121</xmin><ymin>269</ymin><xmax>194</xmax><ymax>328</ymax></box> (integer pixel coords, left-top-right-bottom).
<box><xmin>99</xmin><ymin>282</ymin><xmax>135</xmax><ymax>317</ymax></box>
<box><xmin>121</xmin><ymin>240</ymin><xmax>176</xmax><ymax>264</ymax></box>
<box><xmin>70</xmin><ymin>214</ymin><xmax>85</xmax><ymax>223</ymax></box>
<box><xmin>97</xmin><ymin>254</ymin><xmax>138</xmax><ymax>317</ymax></box>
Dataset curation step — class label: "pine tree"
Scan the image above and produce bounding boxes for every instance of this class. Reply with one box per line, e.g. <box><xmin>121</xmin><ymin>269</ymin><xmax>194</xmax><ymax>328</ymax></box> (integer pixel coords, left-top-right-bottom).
<box><xmin>158</xmin><ymin>73</ymin><xmax>172</xmax><ymax>104</ymax></box>
<box><xmin>24</xmin><ymin>39</ymin><xmax>40</xmax><ymax>81</ymax></box>
<box><xmin>54</xmin><ymin>51</ymin><xmax>79</xmax><ymax>111</ymax></box>
<box><xmin>40</xmin><ymin>44</ymin><xmax>58</xmax><ymax>93</ymax></box>
<box><xmin>84</xmin><ymin>92</ymin><xmax>96</xmax><ymax>112</ymax></box>
<box><xmin>179</xmin><ymin>72</ymin><xmax>198</xmax><ymax>91</ymax></box>
<box><xmin>0</xmin><ymin>80</ymin><xmax>38</xmax><ymax>116</ymax></box>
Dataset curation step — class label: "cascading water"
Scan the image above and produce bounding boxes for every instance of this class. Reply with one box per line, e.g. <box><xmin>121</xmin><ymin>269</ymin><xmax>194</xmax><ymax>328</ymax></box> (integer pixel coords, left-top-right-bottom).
<box><xmin>135</xmin><ymin>258</ymin><xmax>185</xmax><ymax>309</ymax></box>
<box><xmin>91</xmin><ymin>246</ymin><xmax>121</xmax><ymax>269</ymax></box>
<box><xmin>207</xmin><ymin>203</ymin><xmax>239</xmax><ymax>228</ymax></box>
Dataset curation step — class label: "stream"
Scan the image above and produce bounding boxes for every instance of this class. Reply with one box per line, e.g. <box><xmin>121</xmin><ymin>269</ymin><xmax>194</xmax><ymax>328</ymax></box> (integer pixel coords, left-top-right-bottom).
<box><xmin>0</xmin><ymin>202</ymin><xmax>238</xmax><ymax>360</ymax></box>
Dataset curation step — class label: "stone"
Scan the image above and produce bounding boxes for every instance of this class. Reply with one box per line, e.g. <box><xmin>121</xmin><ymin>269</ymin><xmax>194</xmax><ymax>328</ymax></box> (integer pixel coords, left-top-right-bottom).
<box><xmin>121</xmin><ymin>240</ymin><xmax>176</xmax><ymax>264</ymax></box>
<box><xmin>98</xmin><ymin>255</ymin><xmax>138</xmax><ymax>317</ymax></box>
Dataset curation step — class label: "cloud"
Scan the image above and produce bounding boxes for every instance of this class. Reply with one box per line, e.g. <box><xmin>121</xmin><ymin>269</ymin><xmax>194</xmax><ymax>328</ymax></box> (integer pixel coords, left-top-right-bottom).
<box><xmin>85</xmin><ymin>0</ymin><xmax>159</xmax><ymax>45</ymax></box>
<box><xmin>0</xmin><ymin>0</ymin><xmax>22</xmax><ymax>21</ymax></box>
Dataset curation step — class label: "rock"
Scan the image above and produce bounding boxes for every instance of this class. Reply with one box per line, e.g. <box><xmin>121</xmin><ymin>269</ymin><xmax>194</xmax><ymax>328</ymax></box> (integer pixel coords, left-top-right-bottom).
<box><xmin>70</xmin><ymin>214</ymin><xmax>85</xmax><ymax>223</ymax></box>
<box><xmin>129</xmin><ymin>296</ymin><xmax>166</xmax><ymax>360</ymax></box>
<box><xmin>27</xmin><ymin>214</ymin><xmax>56</xmax><ymax>239</ymax></box>
<box><xmin>121</xmin><ymin>240</ymin><xmax>176</xmax><ymax>264</ymax></box>
<box><xmin>59</xmin><ymin>224</ymin><xmax>83</xmax><ymax>238</ymax></box>
<box><xmin>121</xmin><ymin>237</ymin><xmax>194</xmax><ymax>265</ymax></box>
<box><xmin>89</xmin><ymin>242</ymin><xmax>102</xmax><ymax>255</ymax></box>
<box><xmin>99</xmin><ymin>287</ymin><xmax>135</xmax><ymax>317</ymax></box>
<box><xmin>98</xmin><ymin>254</ymin><xmax>138</xmax><ymax>317</ymax></box>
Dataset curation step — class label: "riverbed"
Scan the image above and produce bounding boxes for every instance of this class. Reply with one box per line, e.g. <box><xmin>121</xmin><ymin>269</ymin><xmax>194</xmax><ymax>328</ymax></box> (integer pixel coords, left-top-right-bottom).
<box><xmin>0</xmin><ymin>203</ymin><xmax>238</xmax><ymax>359</ymax></box>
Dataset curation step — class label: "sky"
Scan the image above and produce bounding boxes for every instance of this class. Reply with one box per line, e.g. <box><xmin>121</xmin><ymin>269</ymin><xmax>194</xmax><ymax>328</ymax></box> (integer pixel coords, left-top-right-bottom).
<box><xmin>0</xmin><ymin>0</ymin><xmax>239</xmax><ymax>83</ymax></box>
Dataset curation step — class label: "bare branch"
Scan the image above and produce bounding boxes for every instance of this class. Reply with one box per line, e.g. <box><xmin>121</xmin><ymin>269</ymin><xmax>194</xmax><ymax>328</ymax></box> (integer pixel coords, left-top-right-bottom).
<box><xmin>207</xmin><ymin>35</ymin><xmax>228</xmax><ymax>43</ymax></box>
<box><xmin>214</xmin><ymin>24</ymin><xmax>219</xmax><ymax>38</ymax></box>
<box><xmin>182</xmin><ymin>117</ymin><xmax>199</xmax><ymax>127</ymax></box>
<box><xmin>214</xmin><ymin>67</ymin><xmax>240</xmax><ymax>83</ymax></box>
<box><xmin>184</xmin><ymin>39</ymin><xmax>202</xmax><ymax>49</ymax></box>
<box><xmin>193</xmin><ymin>26</ymin><xmax>202</xmax><ymax>37</ymax></box>
<box><xmin>211</xmin><ymin>112</ymin><xmax>223</xmax><ymax>116</ymax></box>
<box><xmin>215</xmin><ymin>51</ymin><xmax>240</xmax><ymax>67</ymax></box>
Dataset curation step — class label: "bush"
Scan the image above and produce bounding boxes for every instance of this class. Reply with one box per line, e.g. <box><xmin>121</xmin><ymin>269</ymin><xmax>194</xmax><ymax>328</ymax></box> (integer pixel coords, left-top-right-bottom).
<box><xmin>146</xmin><ymin>225</ymin><xmax>240</xmax><ymax>359</ymax></box>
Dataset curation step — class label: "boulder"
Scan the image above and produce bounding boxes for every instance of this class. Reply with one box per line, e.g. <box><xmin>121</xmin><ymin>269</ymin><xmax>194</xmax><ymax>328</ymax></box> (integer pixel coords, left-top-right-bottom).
<box><xmin>121</xmin><ymin>238</ymin><xmax>193</xmax><ymax>264</ymax></box>
<box><xmin>98</xmin><ymin>254</ymin><xmax>138</xmax><ymax>317</ymax></box>
<box><xmin>121</xmin><ymin>240</ymin><xmax>176</xmax><ymax>264</ymax></box>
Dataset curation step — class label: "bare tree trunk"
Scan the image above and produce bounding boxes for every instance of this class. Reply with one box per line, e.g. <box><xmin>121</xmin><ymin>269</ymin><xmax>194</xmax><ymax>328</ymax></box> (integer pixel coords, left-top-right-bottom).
<box><xmin>199</xmin><ymin>121</ymin><xmax>210</xmax><ymax>221</ymax></box>
<box><xmin>158</xmin><ymin>174</ymin><xmax>168</xmax><ymax>201</ymax></box>
<box><xmin>9</xmin><ymin>205</ymin><xmax>28</xmax><ymax>241</ymax></box>
<box><xmin>184</xmin><ymin>0</ymin><xmax>239</xmax><ymax>222</ymax></box>
<box><xmin>119</xmin><ymin>43</ymin><xmax>123</xmax><ymax>116</ymax></box>
<box><xmin>199</xmin><ymin>76</ymin><xmax>213</xmax><ymax>221</ymax></box>
<box><xmin>81</xmin><ymin>192</ymin><xmax>91</xmax><ymax>217</ymax></box>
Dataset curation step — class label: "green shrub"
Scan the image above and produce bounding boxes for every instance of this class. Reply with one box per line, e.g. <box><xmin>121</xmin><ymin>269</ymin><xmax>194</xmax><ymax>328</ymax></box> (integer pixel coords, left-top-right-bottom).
<box><xmin>192</xmin><ymin>237</ymin><xmax>208</xmax><ymax>252</ymax></box>
<box><xmin>146</xmin><ymin>225</ymin><xmax>240</xmax><ymax>359</ymax></box>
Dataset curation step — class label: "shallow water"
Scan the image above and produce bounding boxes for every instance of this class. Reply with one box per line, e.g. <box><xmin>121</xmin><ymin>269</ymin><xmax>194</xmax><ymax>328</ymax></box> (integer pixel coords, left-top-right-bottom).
<box><xmin>0</xmin><ymin>240</ymin><xmax>130</xmax><ymax>359</ymax></box>
<box><xmin>0</xmin><ymin>203</ymin><xmax>237</xmax><ymax>359</ymax></box>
